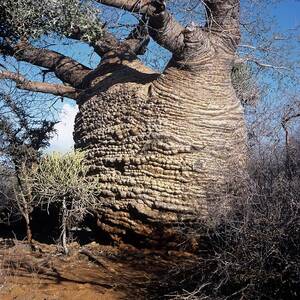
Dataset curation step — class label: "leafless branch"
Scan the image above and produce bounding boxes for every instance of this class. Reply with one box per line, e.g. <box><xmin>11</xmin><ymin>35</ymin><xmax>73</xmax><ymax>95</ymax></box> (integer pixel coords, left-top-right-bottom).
<box><xmin>0</xmin><ymin>71</ymin><xmax>81</xmax><ymax>99</ymax></box>
<box><xmin>1</xmin><ymin>41</ymin><xmax>91</xmax><ymax>87</ymax></box>
<box><xmin>96</xmin><ymin>0</ymin><xmax>185</xmax><ymax>54</ymax></box>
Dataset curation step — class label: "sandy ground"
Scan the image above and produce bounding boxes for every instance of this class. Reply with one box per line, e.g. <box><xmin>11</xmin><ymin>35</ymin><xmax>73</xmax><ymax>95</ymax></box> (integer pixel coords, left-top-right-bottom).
<box><xmin>0</xmin><ymin>239</ymin><xmax>195</xmax><ymax>299</ymax></box>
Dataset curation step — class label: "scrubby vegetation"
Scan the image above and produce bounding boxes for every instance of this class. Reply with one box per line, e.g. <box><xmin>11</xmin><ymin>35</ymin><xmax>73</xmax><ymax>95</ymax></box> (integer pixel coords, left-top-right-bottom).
<box><xmin>152</xmin><ymin>146</ymin><xmax>300</xmax><ymax>299</ymax></box>
<box><xmin>1</xmin><ymin>130</ymin><xmax>300</xmax><ymax>299</ymax></box>
<box><xmin>0</xmin><ymin>90</ymin><xmax>299</xmax><ymax>299</ymax></box>
<box><xmin>1</xmin><ymin>151</ymin><xmax>99</xmax><ymax>253</ymax></box>
<box><xmin>26</xmin><ymin>151</ymin><xmax>99</xmax><ymax>254</ymax></box>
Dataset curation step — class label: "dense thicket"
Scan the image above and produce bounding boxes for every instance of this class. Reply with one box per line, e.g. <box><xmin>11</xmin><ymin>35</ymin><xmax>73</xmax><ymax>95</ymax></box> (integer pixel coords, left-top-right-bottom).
<box><xmin>151</xmin><ymin>145</ymin><xmax>300</xmax><ymax>299</ymax></box>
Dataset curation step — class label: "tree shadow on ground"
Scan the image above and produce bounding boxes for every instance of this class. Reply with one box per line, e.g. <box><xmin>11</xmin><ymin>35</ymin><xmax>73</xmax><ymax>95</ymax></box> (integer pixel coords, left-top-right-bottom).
<box><xmin>0</xmin><ymin>239</ymin><xmax>197</xmax><ymax>299</ymax></box>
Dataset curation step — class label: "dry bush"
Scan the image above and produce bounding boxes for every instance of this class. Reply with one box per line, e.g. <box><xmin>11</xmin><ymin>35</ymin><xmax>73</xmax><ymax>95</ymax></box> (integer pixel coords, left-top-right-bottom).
<box><xmin>0</xmin><ymin>166</ymin><xmax>17</xmax><ymax>225</ymax></box>
<box><xmin>152</xmin><ymin>145</ymin><xmax>300</xmax><ymax>300</ymax></box>
<box><xmin>0</xmin><ymin>251</ymin><xmax>5</xmax><ymax>292</ymax></box>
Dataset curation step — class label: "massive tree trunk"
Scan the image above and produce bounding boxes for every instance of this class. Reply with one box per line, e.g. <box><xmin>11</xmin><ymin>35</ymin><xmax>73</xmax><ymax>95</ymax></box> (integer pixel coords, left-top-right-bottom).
<box><xmin>74</xmin><ymin>23</ymin><xmax>246</xmax><ymax>244</ymax></box>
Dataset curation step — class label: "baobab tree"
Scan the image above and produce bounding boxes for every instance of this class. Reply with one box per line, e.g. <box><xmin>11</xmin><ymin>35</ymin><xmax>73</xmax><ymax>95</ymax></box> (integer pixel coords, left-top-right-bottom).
<box><xmin>0</xmin><ymin>0</ymin><xmax>247</xmax><ymax>243</ymax></box>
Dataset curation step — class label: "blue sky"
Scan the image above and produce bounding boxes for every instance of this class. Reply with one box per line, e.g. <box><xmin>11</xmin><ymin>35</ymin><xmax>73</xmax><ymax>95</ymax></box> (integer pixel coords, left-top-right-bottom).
<box><xmin>272</xmin><ymin>0</ymin><xmax>300</xmax><ymax>28</ymax></box>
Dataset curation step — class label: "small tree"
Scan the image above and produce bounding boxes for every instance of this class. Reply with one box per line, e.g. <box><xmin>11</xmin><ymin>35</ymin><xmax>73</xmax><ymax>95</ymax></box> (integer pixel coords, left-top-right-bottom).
<box><xmin>28</xmin><ymin>151</ymin><xmax>98</xmax><ymax>254</ymax></box>
<box><xmin>0</xmin><ymin>91</ymin><xmax>56</xmax><ymax>246</ymax></box>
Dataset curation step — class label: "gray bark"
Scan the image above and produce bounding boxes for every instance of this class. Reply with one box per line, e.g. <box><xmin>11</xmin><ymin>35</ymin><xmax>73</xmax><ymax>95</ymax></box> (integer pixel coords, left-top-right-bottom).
<box><xmin>0</xmin><ymin>0</ymin><xmax>245</xmax><ymax>245</ymax></box>
<box><xmin>61</xmin><ymin>198</ymin><xmax>69</xmax><ymax>255</ymax></box>
<box><xmin>74</xmin><ymin>26</ymin><xmax>247</xmax><ymax>244</ymax></box>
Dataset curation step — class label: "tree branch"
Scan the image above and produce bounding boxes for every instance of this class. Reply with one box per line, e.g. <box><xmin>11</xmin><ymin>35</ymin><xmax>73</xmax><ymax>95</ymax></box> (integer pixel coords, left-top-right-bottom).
<box><xmin>70</xmin><ymin>22</ymin><xmax>151</xmax><ymax>58</ymax></box>
<box><xmin>122</xmin><ymin>19</ymin><xmax>150</xmax><ymax>55</ymax></box>
<box><xmin>96</xmin><ymin>0</ymin><xmax>185</xmax><ymax>54</ymax></box>
<box><xmin>68</xmin><ymin>26</ymin><xmax>121</xmax><ymax>57</ymax></box>
<box><xmin>203</xmin><ymin>0</ymin><xmax>240</xmax><ymax>47</ymax></box>
<box><xmin>0</xmin><ymin>71</ymin><xmax>81</xmax><ymax>99</ymax></box>
<box><xmin>283</xmin><ymin>113</ymin><xmax>300</xmax><ymax>124</ymax></box>
<box><xmin>234</xmin><ymin>56</ymin><xmax>290</xmax><ymax>73</ymax></box>
<box><xmin>97</xmin><ymin>0</ymin><xmax>155</xmax><ymax>14</ymax></box>
<box><xmin>1</xmin><ymin>41</ymin><xmax>91</xmax><ymax>88</ymax></box>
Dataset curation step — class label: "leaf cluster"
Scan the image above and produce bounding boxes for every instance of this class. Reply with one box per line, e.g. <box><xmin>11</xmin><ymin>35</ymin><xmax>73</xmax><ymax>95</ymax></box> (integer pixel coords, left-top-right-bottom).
<box><xmin>26</xmin><ymin>151</ymin><xmax>98</xmax><ymax>223</ymax></box>
<box><xmin>0</xmin><ymin>0</ymin><xmax>103</xmax><ymax>43</ymax></box>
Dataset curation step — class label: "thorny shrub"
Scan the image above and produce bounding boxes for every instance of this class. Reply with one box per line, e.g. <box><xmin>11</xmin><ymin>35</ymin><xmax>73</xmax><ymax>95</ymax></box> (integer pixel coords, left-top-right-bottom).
<box><xmin>152</xmin><ymin>150</ymin><xmax>300</xmax><ymax>300</ymax></box>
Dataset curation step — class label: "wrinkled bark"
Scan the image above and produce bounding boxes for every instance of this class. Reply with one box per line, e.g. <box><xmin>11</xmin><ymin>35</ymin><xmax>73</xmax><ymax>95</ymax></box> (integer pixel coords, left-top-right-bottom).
<box><xmin>74</xmin><ymin>22</ymin><xmax>246</xmax><ymax>244</ymax></box>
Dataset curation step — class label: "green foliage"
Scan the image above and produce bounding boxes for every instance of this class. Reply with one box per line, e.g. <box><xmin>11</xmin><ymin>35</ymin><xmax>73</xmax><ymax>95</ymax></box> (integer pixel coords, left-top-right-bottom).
<box><xmin>36</xmin><ymin>151</ymin><xmax>89</xmax><ymax>190</ymax></box>
<box><xmin>232</xmin><ymin>62</ymin><xmax>260</xmax><ymax>106</ymax></box>
<box><xmin>0</xmin><ymin>0</ymin><xmax>103</xmax><ymax>43</ymax></box>
<box><xmin>28</xmin><ymin>151</ymin><xmax>98</xmax><ymax>221</ymax></box>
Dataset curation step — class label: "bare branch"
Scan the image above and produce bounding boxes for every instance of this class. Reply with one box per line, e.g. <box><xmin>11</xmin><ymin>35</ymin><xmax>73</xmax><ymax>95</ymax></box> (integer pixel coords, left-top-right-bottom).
<box><xmin>283</xmin><ymin>113</ymin><xmax>300</xmax><ymax>124</ymax></box>
<box><xmin>68</xmin><ymin>26</ymin><xmax>121</xmax><ymax>57</ymax></box>
<box><xmin>0</xmin><ymin>71</ymin><xmax>81</xmax><ymax>99</ymax></box>
<box><xmin>96</xmin><ymin>0</ymin><xmax>185</xmax><ymax>54</ymax></box>
<box><xmin>234</xmin><ymin>56</ymin><xmax>290</xmax><ymax>73</ymax></box>
<box><xmin>250</xmin><ymin>60</ymin><xmax>290</xmax><ymax>72</ymax></box>
<box><xmin>1</xmin><ymin>41</ymin><xmax>91</xmax><ymax>88</ymax></box>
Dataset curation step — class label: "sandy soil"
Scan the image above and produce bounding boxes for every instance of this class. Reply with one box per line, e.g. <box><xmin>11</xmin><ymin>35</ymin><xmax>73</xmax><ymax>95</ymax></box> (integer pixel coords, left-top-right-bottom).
<box><xmin>0</xmin><ymin>239</ymin><xmax>195</xmax><ymax>299</ymax></box>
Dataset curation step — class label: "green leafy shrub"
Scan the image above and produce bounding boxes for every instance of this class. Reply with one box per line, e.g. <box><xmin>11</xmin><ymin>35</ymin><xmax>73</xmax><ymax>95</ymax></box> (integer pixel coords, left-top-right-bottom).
<box><xmin>27</xmin><ymin>151</ymin><xmax>99</xmax><ymax>253</ymax></box>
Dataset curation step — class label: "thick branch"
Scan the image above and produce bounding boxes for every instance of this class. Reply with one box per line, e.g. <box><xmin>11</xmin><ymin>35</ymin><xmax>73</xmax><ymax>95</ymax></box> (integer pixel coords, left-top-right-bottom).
<box><xmin>97</xmin><ymin>0</ymin><xmax>155</xmax><ymax>14</ymax></box>
<box><xmin>123</xmin><ymin>19</ymin><xmax>150</xmax><ymax>55</ymax></box>
<box><xmin>68</xmin><ymin>26</ymin><xmax>120</xmax><ymax>57</ymax></box>
<box><xmin>71</xmin><ymin>23</ymin><xmax>151</xmax><ymax>58</ymax></box>
<box><xmin>96</xmin><ymin>0</ymin><xmax>184</xmax><ymax>54</ymax></box>
<box><xmin>2</xmin><ymin>41</ymin><xmax>91</xmax><ymax>88</ymax></box>
<box><xmin>0</xmin><ymin>71</ymin><xmax>80</xmax><ymax>99</ymax></box>
<box><xmin>204</xmin><ymin>0</ymin><xmax>240</xmax><ymax>46</ymax></box>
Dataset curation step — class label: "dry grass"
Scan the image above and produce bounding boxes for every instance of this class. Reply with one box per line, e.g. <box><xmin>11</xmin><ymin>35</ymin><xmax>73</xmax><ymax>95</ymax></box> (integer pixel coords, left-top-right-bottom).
<box><xmin>0</xmin><ymin>239</ymin><xmax>16</xmax><ymax>293</ymax></box>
